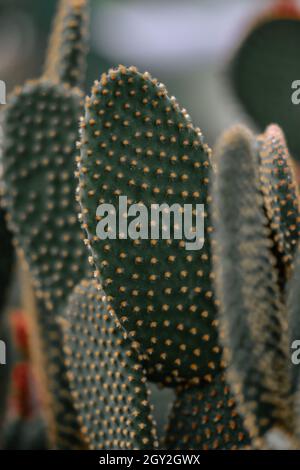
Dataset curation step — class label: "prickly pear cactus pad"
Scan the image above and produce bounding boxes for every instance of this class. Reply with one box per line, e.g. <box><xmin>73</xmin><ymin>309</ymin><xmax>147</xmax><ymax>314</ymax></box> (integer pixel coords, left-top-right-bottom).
<box><xmin>231</xmin><ymin>7</ymin><xmax>300</xmax><ymax>161</ymax></box>
<box><xmin>287</xmin><ymin>246</ymin><xmax>300</xmax><ymax>436</ymax></box>
<box><xmin>77</xmin><ymin>65</ymin><xmax>221</xmax><ymax>386</ymax></box>
<box><xmin>2</xmin><ymin>0</ymin><xmax>90</xmax><ymax>310</ymax></box>
<box><xmin>34</xmin><ymin>301</ymin><xmax>86</xmax><ymax>449</ymax></box>
<box><xmin>257</xmin><ymin>124</ymin><xmax>300</xmax><ymax>280</ymax></box>
<box><xmin>3</xmin><ymin>81</ymin><xmax>88</xmax><ymax>312</ymax></box>
<box><xmin>44</xmin><ymin>0</ymin><xmax>89</xmax><ymax>89</ymax></box>
<box><xmin>62</xmin><ymin>279</ymin><xmax>159</xmax><ymax>450</ymax></box>
<box><xmin>164</xmin><ymin>374</ymin><xmax>249</xmax><ymax>450</ymax></box>
<box><xmin>212</xmin><ymin>125</ymin><xmax>293</xmax><ymax>446</ymax></box>
<box><xmin>1</xmin><ymin>0</ymin><xmax>90</xmax><ymax>449</ymax></box>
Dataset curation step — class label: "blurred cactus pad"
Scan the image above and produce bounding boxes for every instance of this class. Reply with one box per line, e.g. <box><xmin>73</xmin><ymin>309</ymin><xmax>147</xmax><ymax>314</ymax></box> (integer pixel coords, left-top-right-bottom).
<box><xmin>2</xmin><ymin>0</ymin><xmax>90</xmax><ymax>448</ymax></box>
<box><xmin>212</xmin><ymin>124</ymin><xmax>300</xmax><ymax>449</ymax></box>
<box><xmin>231</xmin><ymin>3</ymin><xmax>300</xmax><ymax>162</ymax></box>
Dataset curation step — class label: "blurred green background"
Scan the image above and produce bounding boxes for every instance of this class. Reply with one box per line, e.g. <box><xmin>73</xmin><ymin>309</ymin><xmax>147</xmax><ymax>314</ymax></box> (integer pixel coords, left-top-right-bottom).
<box><xmin>0</xmin><ymin>0</ymin><xmax>274</xmax><ymax>147</ymax></box>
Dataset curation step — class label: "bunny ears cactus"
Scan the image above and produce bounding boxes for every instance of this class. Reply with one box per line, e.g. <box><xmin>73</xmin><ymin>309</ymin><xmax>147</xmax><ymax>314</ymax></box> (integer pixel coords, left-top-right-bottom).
<box><xmin>212</xmin><ymin>124</ymin><xmax>300</xmax><ymax>449</ymax></box>
<box><xmin>62</xmin><ymin>279</ymin><xmax>159</xmax><ymax>450</ymax></box>
<box><xmin>75</xmin><ymin>64</ymin><xmax>251</xmax><ymax>449</ymax></box>
<box><xmin>77</xmin><ymin>65</ymin><xmax>221</xmax><ymax>387</ymax></box>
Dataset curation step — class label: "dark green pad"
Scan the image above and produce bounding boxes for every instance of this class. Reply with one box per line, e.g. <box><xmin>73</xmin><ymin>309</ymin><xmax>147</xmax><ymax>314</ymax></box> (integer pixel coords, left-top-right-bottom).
<box><xmin>165</xmin><ymin>373</ymin><xmax>249</xmax><ymax>450</ymax></box>
<box><xmin>77</xmin><ymin>65</ymin><xmax>220</xmax><ymax>386</ymax></box>
<box><xmin>62</xmin><ymin>279</ymin><xmax>159</xmax><ymax>450</ymax></box>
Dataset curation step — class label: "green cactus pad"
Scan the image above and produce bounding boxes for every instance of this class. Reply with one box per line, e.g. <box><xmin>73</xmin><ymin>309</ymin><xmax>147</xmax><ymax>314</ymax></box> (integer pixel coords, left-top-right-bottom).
<box><xmin>165</xmin><ymin>374</ymin><xmax>249</xmax><ymax>450</ymax></box>
<box><xmin>257</xmin><ymin>124</ymin><xmax>300</xmax><ymax>279</ymax></box>
<box><xmin>0</xmin><ymin>324</ymin><xmax>12</xmax><ymax>444</ymax></box>
<box><xmin>77</xmin><ymin>65</ymin><xmax>220</xmax><ymax>386</ymax></box>
<box><xmin>231</xmin><ymin>13</ymin><xmax>300</xmax><ymax>161</ymax></box>
<box><xmin>287</xmin><ymin>245</ymin><xmax>300</xmax><ymax>391</ymax></box>
<box><xmin>212</xmin><ymin>125</ymin><xmax>293</xmax><ymax>444</ymax></box>
<box><xmin>2</xmin><ymin>0</ymin><xmax>90</xmax><ymax>448</ymax></box>
<box><xmin>62</xmin><ymin>279</ymin><xmax>159</xmax><ymax>450</ymax></box>
<box><xmin>3</xmin><ymin>80</ymin><xmax>89</xmax><ymax>449</ymax></box>
<box><xmin>44</xmin><ymin>0</ymin><xmax>89</xmax><ymax>89</ymax></box>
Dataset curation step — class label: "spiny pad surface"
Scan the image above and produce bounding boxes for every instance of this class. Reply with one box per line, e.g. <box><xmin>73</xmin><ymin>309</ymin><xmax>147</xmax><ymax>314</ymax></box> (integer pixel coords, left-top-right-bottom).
<box><xmin>78</xmin><ymin>65</ymin><xmax>220</xmax><ymax>386</ymax></box>
<box><xmin>212</xmin><ymin>125</ymin><xmax>293</xmax><ymax>443</ymax></box>
<box><xmin>257</xmin><ymin>124</ymin><xmax>300</xmax><ymax>279</ymax></box>
<box><xmin>2</xmin><ymin>80</ymin><xmax>90</xmax><ymax>448</ymax></box>
<box><xmin>63</xmin><ymin>279</ymin><xmax>159</xmax><ymax>450</ymax></box>
<box><xmin>165</xmin><ymin>374</ymin><xmax>249</xmax><ymax>450</ymax></box>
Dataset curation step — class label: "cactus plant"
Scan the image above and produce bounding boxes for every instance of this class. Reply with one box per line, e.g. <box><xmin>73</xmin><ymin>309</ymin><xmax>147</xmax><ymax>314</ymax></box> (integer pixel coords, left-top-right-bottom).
<box><xmin>77</xmin><ymin>64</ymin><xmax>221</xmax><ymax>387</ymax></box>
<box><xmin>62</xmin><ymin>279</ymin><xmax>159</xmax><ymax>450</ymax></box>
<box><xmin>44</xmin><ymin>0</ymin><xmax>89</xmax><ymax>90</ymax></box>
<box><xmin>2</xmin><ymin>0</ymin><xmax>90</xmax><ymax>448</ymax></box>
<box><xmin>211</xmin><ymin>124</ymin><xmax>300</xmax><ymax>448</ymax></box>
<box><xmin>3</xmin><ymin>311</ymin><xmax>48</xmax><ymax>450</ymax></box>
